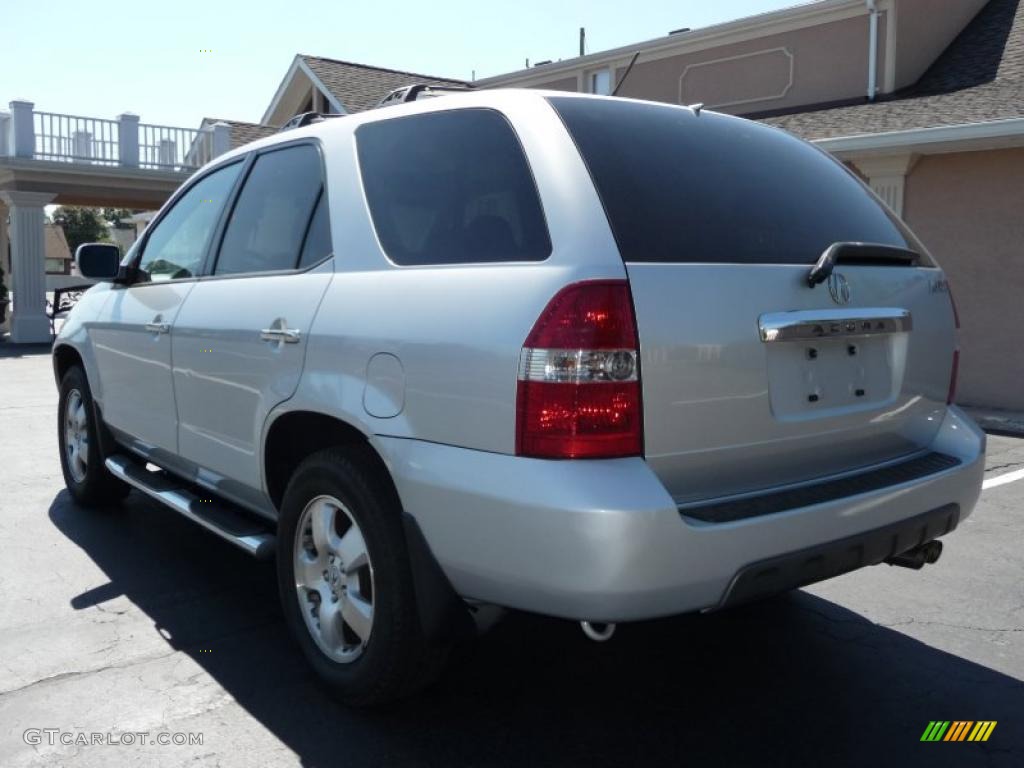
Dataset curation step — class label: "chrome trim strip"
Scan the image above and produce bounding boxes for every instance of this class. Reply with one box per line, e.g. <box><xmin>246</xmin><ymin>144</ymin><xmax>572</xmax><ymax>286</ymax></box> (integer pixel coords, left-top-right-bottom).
<box><xmin>105</xmin><ymin>455</ymin><xmax>276</xmax><ymax>559</ymax></box>
<box><xmin>758</xmin><ymin>308</ymin><xmax>912</xmax><ymax>342</ymax></box>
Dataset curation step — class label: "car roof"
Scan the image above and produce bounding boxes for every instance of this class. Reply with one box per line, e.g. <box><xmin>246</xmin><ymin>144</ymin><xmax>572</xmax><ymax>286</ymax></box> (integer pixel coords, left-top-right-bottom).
<box><xmin>199</xmin><ymin>89</ymin><xmax>732</xmax><ymax>176</ymax></box>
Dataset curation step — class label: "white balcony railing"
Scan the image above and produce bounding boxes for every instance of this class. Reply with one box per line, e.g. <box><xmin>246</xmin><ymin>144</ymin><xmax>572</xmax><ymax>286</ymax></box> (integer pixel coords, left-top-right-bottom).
<box><xmin>140</xmin><ymin>122</ymin><xmax>214</xmax><ymax>170</ymax></box>
<box><xmin>1</xmin><ymin>99</ymin><xmax>229</xmax><ymax>172</ymax></box>
<box><xmin>34</xmin><ymin>111</ymin><xmax>120</xmax><ymax>165</ymax></box>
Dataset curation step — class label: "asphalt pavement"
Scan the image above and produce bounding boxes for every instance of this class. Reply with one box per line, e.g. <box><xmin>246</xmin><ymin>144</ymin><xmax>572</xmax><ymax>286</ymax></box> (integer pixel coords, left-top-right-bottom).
<box><xmin>1</xmin><ymin>343</ymin><xmax>1022</xmax><ymax>767</ymax></box>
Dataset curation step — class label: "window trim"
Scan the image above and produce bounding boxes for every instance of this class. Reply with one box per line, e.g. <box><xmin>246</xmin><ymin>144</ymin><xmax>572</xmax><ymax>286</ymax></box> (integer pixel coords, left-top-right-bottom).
<box><xmin>353</xmin><ymin>106</ymin><xmax>553</xmax><ymax>269</ymax></box>
<box><xmin>126</xmin><ymin>156</ymin><xmax>247</xmax><ymax>287</ymax></box>
<box><xmin>546</xmin><ymin>95</ymin><xmax>923</xmax><ymax>267</ymax></box>
<box><xmin>587</xmin><ymin>67</ymin><xmax>613</xmax><ymax>95</ymax></box>
<box><xmin>204</xmin><ymin>137</ymin><xmax>334</xmax><ymax>281</ymax></box>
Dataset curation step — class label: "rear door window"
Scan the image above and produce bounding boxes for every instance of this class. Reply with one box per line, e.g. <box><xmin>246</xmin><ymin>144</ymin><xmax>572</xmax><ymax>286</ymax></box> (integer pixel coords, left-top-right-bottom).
<box><xmin>215</xmin><ymin>144</ymin><xmax>328</xmax><ymax>275</ymax></box>
<box><xmin>548</xmin><ymin>96</ymin><xmax>923</xmax><ymax>265</ymax></box>
<box><xmin>355</xmin><ymin>109</ymin><xmax>551</xmax><ymax>266</ymax></box>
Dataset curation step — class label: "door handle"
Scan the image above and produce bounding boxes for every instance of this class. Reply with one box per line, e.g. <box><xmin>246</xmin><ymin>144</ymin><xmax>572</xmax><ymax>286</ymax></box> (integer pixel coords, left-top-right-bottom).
<box><xmin>145</xmin><ymin>320</ymin><xmax>170</xmax><ymax>334</ymax></box>
<box><xmin>260</xmin><ymin>327</ymin><xmax>301</xmax><ymax>344</ymax></box>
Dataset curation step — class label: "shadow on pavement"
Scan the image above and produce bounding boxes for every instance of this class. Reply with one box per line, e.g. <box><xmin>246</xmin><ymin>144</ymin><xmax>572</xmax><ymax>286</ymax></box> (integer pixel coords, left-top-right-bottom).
<box><xmin>50</xmin><ymin>489</ymin><xmax>1022</xmax><ymax>768</ymax></box>
<box><xmin>0</xmin><ymin>341</ymin><xmax>52</xmax><ymax>358</ymax></box>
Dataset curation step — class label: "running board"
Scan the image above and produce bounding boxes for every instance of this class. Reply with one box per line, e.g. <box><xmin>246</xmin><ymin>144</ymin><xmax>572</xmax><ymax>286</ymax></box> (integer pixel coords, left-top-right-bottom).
<box><xmin>105</xmin><ymin>454</ymin><xmax>276</xmax><ymax>559</ymax></box>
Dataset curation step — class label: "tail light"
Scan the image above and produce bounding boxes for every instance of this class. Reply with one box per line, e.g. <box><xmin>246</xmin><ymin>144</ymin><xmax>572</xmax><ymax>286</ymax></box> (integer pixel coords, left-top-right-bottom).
<box><xmin>947</xmin><ymin>350</ymin><xmax>960</xmax><ymax>405</ymax></box>
<box><xmin>947</xmin><ymin>284</ymin><xmax>961</xmax><ymax>405</ymax></box>
<box><xmin>515</xmin><ymin>280</ymin><xmax>642</xmax><ymax>459</ymax></box>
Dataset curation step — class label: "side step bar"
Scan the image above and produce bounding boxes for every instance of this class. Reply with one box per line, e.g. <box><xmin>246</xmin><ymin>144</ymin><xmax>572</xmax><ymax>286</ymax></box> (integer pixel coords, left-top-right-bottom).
<box><xmin>105</xmin><ymin>455</ymin><xmax>276</xmax><ymax>559</ymax></box>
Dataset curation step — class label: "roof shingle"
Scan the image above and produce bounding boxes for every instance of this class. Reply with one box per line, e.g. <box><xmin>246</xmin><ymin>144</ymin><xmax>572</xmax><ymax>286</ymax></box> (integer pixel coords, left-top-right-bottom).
<box><xmin>204</xmin><ymin>119</ymin><xmax>279</xmax><ymax>149</ymax></box>
<box><xmin>761</xmin><ymin>0</ymin><xmax>1024</xmax><ymax>139</ymax></box>
<box><xmin>301</xmin><ymin>56</ymin><xmax>468</xmax><ymax>113</ymax></box>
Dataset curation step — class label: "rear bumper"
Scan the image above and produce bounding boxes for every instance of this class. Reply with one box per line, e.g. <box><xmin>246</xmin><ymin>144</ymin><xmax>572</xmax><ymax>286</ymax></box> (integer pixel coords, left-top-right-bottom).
<box><xmin>718</xmin><ymin>503</ymin><xmax>959</xmax><ymax>609</ymax></box>
<box><xmin>379</xmin><ymin>406</ymin><xmax>985</xmax><ymax>622</ymax></box>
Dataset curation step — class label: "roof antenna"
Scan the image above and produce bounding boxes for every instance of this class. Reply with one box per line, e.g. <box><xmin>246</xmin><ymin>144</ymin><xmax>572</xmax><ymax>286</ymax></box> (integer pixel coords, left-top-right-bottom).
<box><xmin>690</xmin><ymin>103</ymin><xmax>704</xmax><ymax>115</ymax></box>
<box><xmin>611</xmin><ymin>51</ymin><xmax>639</xmax><ymax>96</ymax></box>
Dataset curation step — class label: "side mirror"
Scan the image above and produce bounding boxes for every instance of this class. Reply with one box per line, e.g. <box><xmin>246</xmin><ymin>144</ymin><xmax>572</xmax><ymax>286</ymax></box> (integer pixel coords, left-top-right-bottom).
<box><xmin>75</xmin><ymin>243</ymin><xmax>121</xmax><ymax>281</ymax></box>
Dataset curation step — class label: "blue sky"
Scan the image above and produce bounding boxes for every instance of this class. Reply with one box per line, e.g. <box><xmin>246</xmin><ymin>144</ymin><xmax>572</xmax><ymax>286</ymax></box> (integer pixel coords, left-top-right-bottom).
<box><xmin>3</xmin><ymin>0</ymin><xmax>797</xmax><ymax>129</ymax></box>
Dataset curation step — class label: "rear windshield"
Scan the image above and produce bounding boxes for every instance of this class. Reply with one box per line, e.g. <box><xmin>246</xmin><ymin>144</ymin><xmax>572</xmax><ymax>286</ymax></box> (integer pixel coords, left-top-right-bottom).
<box><xmin>356</xmin><ymin>108</ymin><xmax>551</xmax><ymax>266</ymax></box>
<box><xmin>549</xmin><ymin>97</ymin><xmax>920</xmax><ymax>265</ymax></box>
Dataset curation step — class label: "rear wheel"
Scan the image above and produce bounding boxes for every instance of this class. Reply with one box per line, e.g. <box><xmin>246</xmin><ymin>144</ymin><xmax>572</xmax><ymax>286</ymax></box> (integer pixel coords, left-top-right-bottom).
<box><xmin>57</xmin><ymin>366</ymin><xmax>130</xmax><ymax>507</ymax></box>
<box><xmin>277</xmin><ymin>446</ymin><xmax>449</xmax><ymax>706</ymax></box>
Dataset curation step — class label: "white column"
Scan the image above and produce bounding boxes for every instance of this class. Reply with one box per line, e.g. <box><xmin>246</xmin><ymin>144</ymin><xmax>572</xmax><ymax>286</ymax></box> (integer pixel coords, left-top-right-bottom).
<box><xmin>851</xmin><ymin>154</ymin><xmax>919</xmax><ymax>217</ymax></box>
<box><xmin>9</xmin><ymin>100</ymin><xmax>35</xmax><ymax>159</ymax></box>
<box><xmin>0</xmin><ymin>202</ymin><xmax>7</xmax><ymax>335</ymax></box>
<box><xmin>157</xmin><ymin>138</ymin><xmax>177</xmax><ymax>167</ymax></box>
<box><xmin>0</xmin><ymin>201</ymin><xmax>9</xmax><ymax>334</ymax></box>
<box><xmin>211</xmin><ymin>121</ymin><xmax>231</xmax><ymax>158</ymax></box>
<box><xmin>72</xmin><ymin>131</ymin><xmax>94</xmax><ymax>160</ymax></box>
<box><xmin>0</xmin><ymin>191</ymin><xmax>55</xmax><ymax>343</ymax></box>
<box><xmin>0</xmin><ymin>201</ymin><xmax>8</xmax><ymax>272</ymax></box>
<box><xmin>0</xmin><ymin>111</ymin><xmax>10</xmax><ymax>156</ymax></box>
<box><xmin>117</xmin><ymin>112</ymin><xmax>140</xmax><ymax>167</ymax></box>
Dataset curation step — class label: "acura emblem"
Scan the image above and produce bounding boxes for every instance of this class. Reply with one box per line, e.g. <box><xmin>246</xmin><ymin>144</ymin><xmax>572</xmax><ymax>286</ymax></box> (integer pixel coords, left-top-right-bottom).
<box><xmin>828</xmin><ymin>273</ymin><xmax>851</xmax><ymax>305</ymax></box>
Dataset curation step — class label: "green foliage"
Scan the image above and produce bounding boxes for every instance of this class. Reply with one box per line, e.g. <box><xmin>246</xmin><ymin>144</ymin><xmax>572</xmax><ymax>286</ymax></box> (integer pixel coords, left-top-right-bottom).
<box><xmin>50</xmin><ymin>206</ymin><xmax>110</xmax><ymax>256</ymax></box>
<box><xmin>102</xmin><ymin>208</ymin><xmax>135</xmax><ymax>226</ymax></box>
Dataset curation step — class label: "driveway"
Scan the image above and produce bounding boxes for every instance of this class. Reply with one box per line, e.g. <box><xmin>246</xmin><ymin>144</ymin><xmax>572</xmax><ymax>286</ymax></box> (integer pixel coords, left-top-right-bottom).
<box><xmin>1</xmin><ymin>344</ymin><xmax>1022</xmax><ymax>767</ymax></box>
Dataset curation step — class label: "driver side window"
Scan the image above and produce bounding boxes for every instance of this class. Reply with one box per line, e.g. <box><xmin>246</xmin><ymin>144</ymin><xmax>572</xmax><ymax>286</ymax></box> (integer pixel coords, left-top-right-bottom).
<box><xmin>138</xmin><ymin>161</ymin><xmax>242</xmax><ymax>281</ymax></box>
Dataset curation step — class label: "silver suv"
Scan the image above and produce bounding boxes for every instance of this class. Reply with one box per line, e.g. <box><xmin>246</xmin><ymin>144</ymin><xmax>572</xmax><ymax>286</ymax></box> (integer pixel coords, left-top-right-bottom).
<box><xmin>54</xmin><ymin>90</ymin><xmax>985</xmax><ymax>705</ymax></box>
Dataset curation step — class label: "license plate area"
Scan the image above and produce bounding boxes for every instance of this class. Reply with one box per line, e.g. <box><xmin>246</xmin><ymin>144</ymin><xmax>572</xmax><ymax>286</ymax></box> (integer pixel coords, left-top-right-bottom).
<box><xmin>764</xmin><ymin>335</ymin><xmax>905</xmax><ymax>420</ymax></box>
<box><xmin>759</xmin><ymin>308</ymin><xmax>911</xmax><ymax>421</ymax></box>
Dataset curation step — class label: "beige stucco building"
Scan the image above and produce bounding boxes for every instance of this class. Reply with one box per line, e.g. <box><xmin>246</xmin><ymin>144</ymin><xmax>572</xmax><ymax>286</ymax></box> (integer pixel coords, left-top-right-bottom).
<box><xmin>3</xmin><ymin>0</ymin><xmax>1017</xmax><ymax>410</ymax></box>
<box><xmin>254</xmin><ymin>0</ymin><xmax>1022</xmax><ymax>412</ymax></box>
<box><xmin>473</xmin><ymin>0</ymin><xmax>1024</xmax><ymax>411</ymax></box>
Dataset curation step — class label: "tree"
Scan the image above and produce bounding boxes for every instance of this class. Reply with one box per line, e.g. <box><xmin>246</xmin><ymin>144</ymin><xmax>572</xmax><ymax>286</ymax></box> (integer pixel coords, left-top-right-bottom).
<box><xmin>50</xmin><ymin>207</ymin><xmax>109</xmax><ymax>255</ymax></box>
<box><xmin>102</xmin><ymin>208</ymin><xmax>134</xmax><ymax>226</ymax></box>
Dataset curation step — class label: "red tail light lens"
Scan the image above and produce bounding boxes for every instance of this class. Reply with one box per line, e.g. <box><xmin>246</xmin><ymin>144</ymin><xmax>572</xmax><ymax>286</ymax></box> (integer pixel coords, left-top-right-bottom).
<box><xmin>947</xmin><ymin>283</ymin><xmax>960</xmax><ymax>405</ymax></box>
<box><xmin>947</xmin><ymin>349</ymin><xmax>960</xmax><ymax>405</ymax></box>
<box><xmin>516</xmin><ymin>281</ymin><xmax>642</xmax><ymax>459</ymax></box>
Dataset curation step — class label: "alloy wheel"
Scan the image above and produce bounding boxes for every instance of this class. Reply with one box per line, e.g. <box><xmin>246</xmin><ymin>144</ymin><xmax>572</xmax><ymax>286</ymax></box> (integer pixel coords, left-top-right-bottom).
<box><xmin>64</xmin><ymin>389</ymin><xmax>89</xmax><ymax>483</ymax></box>
<box><xmin>293</xmin><ymin>495</ymin><xmax>375</xmax><ymax>663</ymax></box>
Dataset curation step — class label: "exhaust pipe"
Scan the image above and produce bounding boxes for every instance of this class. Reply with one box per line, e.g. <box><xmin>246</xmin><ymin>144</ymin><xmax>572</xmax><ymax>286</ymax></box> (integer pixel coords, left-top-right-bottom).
<box><xmin>885</xmin><ymin>540</ymin><xmax>943</xmax><ymax>570</ymax></box>
<box><xmin>580</xmin><ymin>621</ymin><xmax>616</xmax><ymax>642</ymax></box>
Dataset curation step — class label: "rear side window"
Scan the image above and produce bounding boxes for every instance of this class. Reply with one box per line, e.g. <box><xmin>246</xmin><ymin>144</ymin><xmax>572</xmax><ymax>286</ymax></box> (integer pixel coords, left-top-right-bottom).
<box><xmin>298</xmin><ymin>191</ymin><xmax>332</xmax><ymax>269</ymax></box>
<box><xmin>356</xmin><ymin>109</ymin><xmax>551</xmax><ymax>266</ymax></box>
<box><xmin>215</xmin><ymin>144</ymin><xmax>328</xmax><ymax>275</ymax></box>
<box><xmin>549</xmin><ymin>97</ymin><xmax>919</xmax><ymax>265</ymax></box>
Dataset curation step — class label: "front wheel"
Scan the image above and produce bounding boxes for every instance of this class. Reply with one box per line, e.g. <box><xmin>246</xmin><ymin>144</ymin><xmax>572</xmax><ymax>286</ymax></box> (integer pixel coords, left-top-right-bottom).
<box><xmin>57</xmin><ymin>366</ymin><xmax>129</xmax><ymax>507</ymax></box>
<box><xmin>277</xmin><ymin>446</ymin><xmax>449</xmax><ymax>706</ymax></box>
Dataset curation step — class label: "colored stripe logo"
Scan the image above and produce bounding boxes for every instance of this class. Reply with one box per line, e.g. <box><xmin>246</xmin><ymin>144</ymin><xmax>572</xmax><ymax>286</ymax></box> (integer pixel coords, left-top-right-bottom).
<box><xmin>921</xmin><ymin>721</ymin><xmax>997</xmax><ymax>742</ymax></box>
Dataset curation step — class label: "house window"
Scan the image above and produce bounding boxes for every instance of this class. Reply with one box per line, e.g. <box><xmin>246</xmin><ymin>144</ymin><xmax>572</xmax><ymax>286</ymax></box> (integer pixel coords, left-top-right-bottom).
<box><xmin>589</xmin><ymin>69</ymin><xmax>612</xmax><ymax>95</ymax></box>
<box><xmin>45</xmin><ymin>258</ymin><xmax>68</xmax><ymax>274</ymax></box>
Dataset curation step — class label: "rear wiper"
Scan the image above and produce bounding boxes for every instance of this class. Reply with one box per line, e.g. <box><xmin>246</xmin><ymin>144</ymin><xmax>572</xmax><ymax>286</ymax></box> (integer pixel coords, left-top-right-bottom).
<box><xmin>807</xmin><ymin>242</ymin><xmax>919</xmax><ymax>287</ymax></box>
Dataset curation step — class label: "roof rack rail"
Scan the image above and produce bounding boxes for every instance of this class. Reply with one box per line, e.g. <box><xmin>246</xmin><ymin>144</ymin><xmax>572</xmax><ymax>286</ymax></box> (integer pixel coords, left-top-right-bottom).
<box><xmin>375</xmin><ymin>83</ymin><xmax>471</xmax><ymax>109</ymax></box>
<box><xmin>278</xmin><ymin>111</ymin><xmax>345</xmax><ymax>133</ymax></box>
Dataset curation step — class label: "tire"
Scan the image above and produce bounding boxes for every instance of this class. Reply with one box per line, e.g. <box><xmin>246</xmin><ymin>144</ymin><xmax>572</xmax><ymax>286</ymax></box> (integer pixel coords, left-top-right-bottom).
<box><xmin>57</xmin><ymin>366</ymin><xmax>130</xmax><ymax>507</ymax></box>
<box><xmin>277</xmin><ymin>446</ymin><xmax>449</xmax><ymax>706</ymax></box>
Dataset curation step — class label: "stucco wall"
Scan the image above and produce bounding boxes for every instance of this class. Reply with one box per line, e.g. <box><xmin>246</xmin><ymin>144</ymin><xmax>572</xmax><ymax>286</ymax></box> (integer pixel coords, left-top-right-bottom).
<box><xmin>528</xmin><ymin>76</ymin><xmax>578</xmax><ymax>93</ymax></box>
<box><xmin>893</xmin><ymin>0</ymin><xmax>988</xmax><ymax>89</ymax></box>
<box><xmin>903</xmin><ymin>148</ymin><xmax>1024</xmax><ymax>411</ymax></box>
<box><xmin>610</xmin><ymin>14</ymin><xmax>879</xmax><ymax>112</ymax></box>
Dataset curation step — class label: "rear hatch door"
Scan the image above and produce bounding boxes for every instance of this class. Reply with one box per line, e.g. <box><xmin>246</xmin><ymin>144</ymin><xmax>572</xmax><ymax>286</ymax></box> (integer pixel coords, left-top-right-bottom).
<box><xmin>549</xmin><ymin>96</ymin><xmax>958</xmax><ymax>503</ymax></box>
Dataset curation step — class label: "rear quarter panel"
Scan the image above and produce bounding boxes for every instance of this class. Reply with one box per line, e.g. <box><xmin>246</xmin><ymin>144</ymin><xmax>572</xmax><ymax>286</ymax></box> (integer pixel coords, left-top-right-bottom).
<box><xmin>284</xmin><ymin>92</ymin><xmax>627</xmax><ymax>454</ymax></box>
